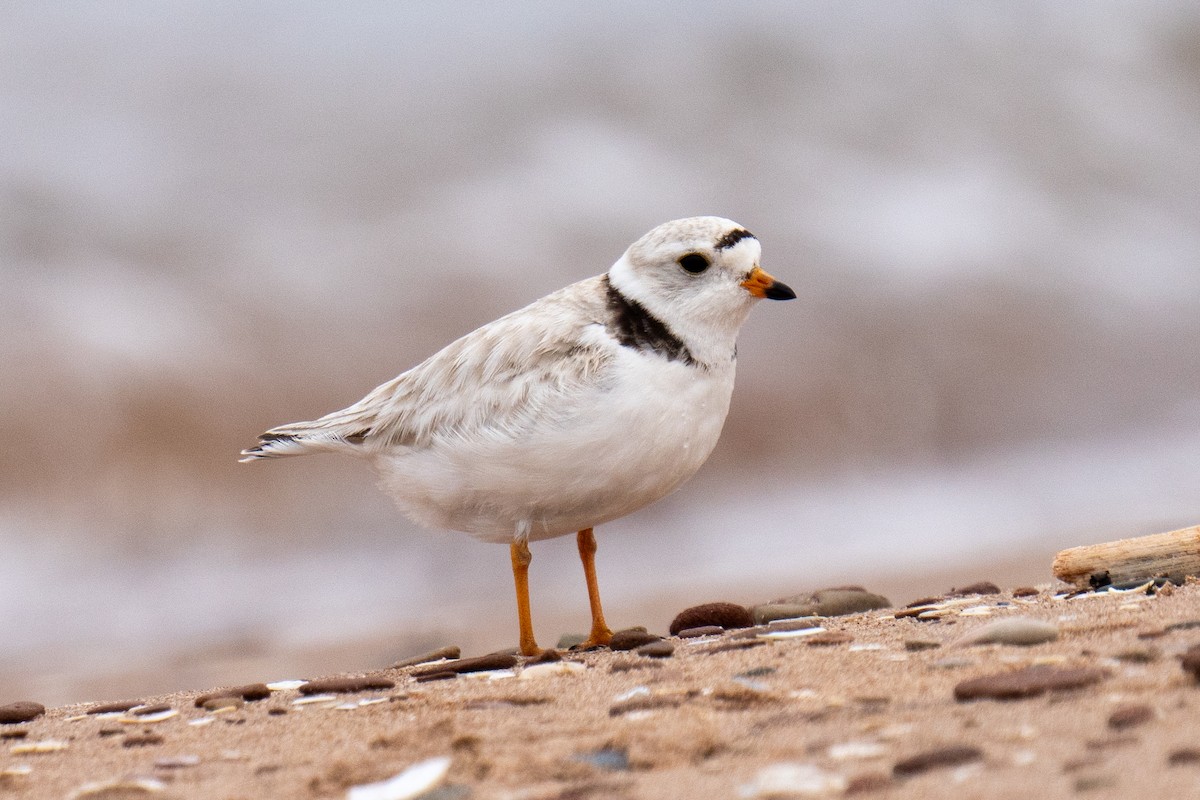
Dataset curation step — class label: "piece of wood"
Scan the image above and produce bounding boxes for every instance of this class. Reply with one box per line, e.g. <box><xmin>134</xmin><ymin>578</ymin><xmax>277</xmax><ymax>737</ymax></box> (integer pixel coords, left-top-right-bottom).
<box><xmin>1053</xmin><ymin>524</ymin><xmax>1200</xmax><ymax>588</ymax></box>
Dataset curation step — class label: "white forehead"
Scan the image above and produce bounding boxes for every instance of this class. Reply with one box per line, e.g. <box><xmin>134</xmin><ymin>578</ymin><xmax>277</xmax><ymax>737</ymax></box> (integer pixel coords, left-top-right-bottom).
<box><xmin>627</xmin><ymin>216</ymin><xmax>759</xmax><ymax>264</ymax></box>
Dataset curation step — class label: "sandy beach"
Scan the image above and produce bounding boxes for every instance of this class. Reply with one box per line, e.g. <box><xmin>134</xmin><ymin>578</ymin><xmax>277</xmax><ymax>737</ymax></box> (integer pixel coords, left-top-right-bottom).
<box><xmin>6</xmin><ymin>575</ymin><xmax>1200</xmax><ymax>799</ymax></box>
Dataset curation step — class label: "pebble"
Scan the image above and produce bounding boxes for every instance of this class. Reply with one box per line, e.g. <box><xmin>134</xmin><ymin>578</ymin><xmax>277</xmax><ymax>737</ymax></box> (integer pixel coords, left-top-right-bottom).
<box><xmin>759</xmin><ymin>626</ymin><xmax>828</xmax><ymax>641</ymax></box>
<box><xmin>556</xmin><ymin>633</ymin><xmax>588</xmax><ymax>649</ymax></box>
<box><xmin>955</xmin><ymin>618</ymin><xmax>1059</xmax><ymax>647</ymax></box>
<box><xmin>609</xmin><ymin>629</ymin><xmax>662</xmax><ymax>651</ymax></box>
<box><xmin>1168</xmin><ymin>748</ymin><xmax>1200</xmax><ymax>766</ymax></box>
<box><xmin>954</xmin><ymin>665</ymin><xmax>1106</xmax><ymax>701</ymax></box>
<box><xmin>193</xmin><ymin>684</ymin><xmax>271</xmax><ymax>708</ymax></box>
<box><xmin>805</xmin><ymin>631</ymin><xmax>854</xmax><ymax>646</ymax></box>
<box><xmin>124</xmin><ymin>733</ymin><xmax>165</xmax><ymax>748</ymax></box>
<box><xmin>904</xmin><ymin>639</ymin><xmax>941</xmax><ymax>652</ymax></box>
<box><xmin>1112</xmin><ymin>646</ymin><xmax>1159</xmax><ymax>663</ymax></box>
<box><xmin>10</xmin><ymin>739</ymin><xmax>68</xmax><ymax>754</ymax></box>
<box><xmin>121</xmin><ymin>708</ymin><xmax>178</xmax><ymax>724</ymax></box>
<box><xmin>608</xmin><ymin>694</ymin><xmax>686</xmax><ymax>717</ymax></box>
<box><xmin>86</xmin><ymin>699</ymin><xmax>142</xmax><ymax>715</ymax></box>
<box><xmin>298</xmin><ymin>676</ymin><xmax>396</xmax><ymax>695</ymax></box>
<box><xmin>131</xmin><ymin>704</ymin><xmax>173</xmax><ymax>716</ymax></box>
<box><xmin>390</xmin><ymin>646</ymin><xmax>461</xmax><ymax>669</ymax></box>
<box><xmin>893</xmin><ymin>745</ymin><xmax>983</xmax><ymax>776</ymax></box>
<box><xmin>828</xmin><ymin>740</ymin><xmax>887</xmax><ymax>760</ymax></box>
<box><xmin>751</xmin><ymin>604</ymin><xmax>815</xmax><ymax>625</ymax></box>
<box><xmin>739</xmin><ymin>762</ymin><xmax>847</xmax><ymax>797</ymax></box>
<box><xmin>948</xmin><ymin>581</ymin><xmax>1001</xmax><ymax>597</ymax></box>
<box><xmin>1107</xmin><ymin>704</ymin><xmax>1153</xmax><ymax>730</ymax></box>
<box><xmin>412</xmin><ymin>652</ymin><xmax>519</xmax><ymax>679</ymax></box>
<box><xmin>202</xmin><ymin>697</ymin><xmax>244</xmax><ymax>712</ymax></box>
<box><xmin>70</xmin><ymin>778</ymin><xmax>167</xmax><ymax>797</ymax></box>
<box><xmin>845</xmin><ymin>772</ymin><xmax>892</xmax><ymax>794</ymax></box>
<box><xmin>1180</xmin><ymin>644</ymin><xmax>1200</xmax><ymax>680</ymax></box>
<box><xmin>572</xmin><ymin>746</ymin><xmax>630</xmax><ymax>771</ymax></box>
<box><xmin>677</xmin><ymin>625</ymin><xmax>724</xmax><ymax>639</ymax></box>
<box><xmin>519</xmin><ymin>661</ymin><xmax>586</xmax><ymax>680</ymax></box>
<box><xmin>346</xmin><ymin>755</ymin><xmax>452</xmax><ymax>800</ymax></box>
<box><xmin>154</xmin><ymin>755</ymin><xmax>201</xmax><ymax>769</ymax></box>
<box><xmin>669</xmin><ymin>602</ymin><xmax>753</xmax><ymax>635</ymax></box>
<box><xmin>637</xmin><ymin>640</ymin><xmax>675</xmax><ymax>659</ymax></box>
<box><xmin>0</xmin><ymin>728</ymin><xmax>27</xmax><ymax>740</ymax></box>
<box><xmin>765</xmin><ymin>588</ymin><xmax>892</xmax><ymax>618</ymax></box>
<box><xmin>1012</xmin><ymin>587</ymin><xmax>1040</xmax><ymax>597</ymax></box>
<box><xmin>0</xmin><ymin>702</ymin><xmax>45</xmax><ymax>725</ymax></box>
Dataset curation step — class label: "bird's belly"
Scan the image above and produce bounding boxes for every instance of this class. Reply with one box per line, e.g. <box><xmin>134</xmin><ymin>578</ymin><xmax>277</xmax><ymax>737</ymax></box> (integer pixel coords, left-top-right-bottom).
<box><xmin>375</xmin><ymin>358</ymin><xmax>735</xmax><ymax>543</ymax></box>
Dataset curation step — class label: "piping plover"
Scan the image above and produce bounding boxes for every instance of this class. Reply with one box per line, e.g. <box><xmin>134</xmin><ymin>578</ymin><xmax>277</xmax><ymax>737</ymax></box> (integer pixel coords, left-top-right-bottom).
<box><xmin>241</xmin><ymin>216</ymin><xmax>794</xmax><ymax>655</ymax></box>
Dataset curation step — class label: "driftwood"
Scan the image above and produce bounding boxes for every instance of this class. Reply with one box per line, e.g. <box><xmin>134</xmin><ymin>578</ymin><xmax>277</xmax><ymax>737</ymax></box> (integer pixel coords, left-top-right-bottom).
<box><xmin>1052</xmin><ymin>524</ymin><xmax>1200</xmax><ymax>588</ymax></box>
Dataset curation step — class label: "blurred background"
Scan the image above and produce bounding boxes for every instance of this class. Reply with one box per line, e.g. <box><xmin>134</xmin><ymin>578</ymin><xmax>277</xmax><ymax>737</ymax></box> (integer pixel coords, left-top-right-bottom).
<box><xmin>3</xmin><ymin>1</ymin><xmax>1198</xmax><ymax>705</ymax></box>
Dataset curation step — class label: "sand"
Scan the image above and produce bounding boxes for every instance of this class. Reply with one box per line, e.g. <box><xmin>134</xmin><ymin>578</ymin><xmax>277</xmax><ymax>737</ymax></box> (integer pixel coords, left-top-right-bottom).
<box><xmin>6</xmin><ymin>581</ymin><xmax>1200</xmax><ymax>799</ymax></box>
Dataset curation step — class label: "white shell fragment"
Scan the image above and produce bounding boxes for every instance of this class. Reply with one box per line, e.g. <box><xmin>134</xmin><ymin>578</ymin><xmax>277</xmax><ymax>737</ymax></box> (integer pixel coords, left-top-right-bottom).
<box><xmin>758</xmin><ymin>626</ymin><xmax>827</xmax><ymax>640</ymax></box>
<box><xmin>121</xmin><ymin>708</ymin><xmax>178</xmax><ymax>724</ymax></box>
<box><xmin>266</xmin><ymin>680</ymin><xmax>307</xmax><ymax>691</ymax></box>
<box><xmin>520</xmin><ymin>661</ymin><xmax>587</xmax><ymax>680</ymax></box>
<box><xmin>346</xmin><ymin>756</ymin><xmax>452</xmax><ymax>800</ymax></box>
<box><xmin>70</xmin><ymin>777</ymin><xmax>167</xmax><ymax>798</ymax></box>
<box><xmin>292</xmin><ymin>694</ymin><xmax>338</xmax><ymax>706</ymax></box>
<box><xmin>10</xmin><ymin>739</ymin><xmax>69</xmax><ymax>754</ymax></box>
<box><xmin>738</xmin><ymin>762</ymin><xmax>847</xmax><ymax>797</ymax></box>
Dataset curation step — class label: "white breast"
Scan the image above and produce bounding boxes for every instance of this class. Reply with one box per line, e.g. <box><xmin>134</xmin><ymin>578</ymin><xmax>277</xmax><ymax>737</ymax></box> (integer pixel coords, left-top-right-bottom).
<box><xmin>374</xmin><ymin>350</ymin><xmax>736</xmax><ymax>543</ymax></box>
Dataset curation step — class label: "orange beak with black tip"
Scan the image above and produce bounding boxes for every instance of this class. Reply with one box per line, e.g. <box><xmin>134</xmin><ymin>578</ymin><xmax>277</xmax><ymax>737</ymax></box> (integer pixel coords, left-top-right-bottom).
<box><xmin>741</xmin><ymin>266</ymin><xmax>796</xmax><ymax>301</ymax></box>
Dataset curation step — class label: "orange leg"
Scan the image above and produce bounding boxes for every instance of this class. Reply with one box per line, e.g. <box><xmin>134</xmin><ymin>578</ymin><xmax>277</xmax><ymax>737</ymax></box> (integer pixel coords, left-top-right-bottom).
<box><xmin>577</xmin><ymin>528</ymin><xmax>614</xmax><ymax>648</ymax></box>
<box><xmin>509</xmin><ymin>540</ymin><xmax>541</xmax><ymax>656</ymax></box>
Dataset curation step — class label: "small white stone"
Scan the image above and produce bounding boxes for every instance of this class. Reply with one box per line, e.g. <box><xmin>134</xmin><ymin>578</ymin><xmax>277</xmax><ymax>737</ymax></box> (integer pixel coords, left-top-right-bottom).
<box><xmin>188</xmin><ymin>717</ymin><xmax>215</xmax><ymax>727</ymax></box>
<box><xmin>827</xmin><ymin>740</ymin><xmax>886</xmax><ymax>760</ymax></box>
<box><xmin>758</xmin><ymin>626</ymin><xmax>827</xmax><ymax>640</ymax></box>
<box><xmin>614</xmin><ymin>686</ymin><xmax>651</xmax><ymax>702</ymax></box>
<box><xmin>959</xmin><ymin>606</ymin><xmax>994</xmax><ymax>616</ymax></box>
<box><xmin>346</xmin><ymin>756</ymin><xmax>452</xmax><ymax>800</ymax></box>
<box><xmin>292</xmin><ymin>694</ymin><xmax>338</xmax><ymax>705</ymax></box>
<box><xmin>0</xmin><ymin>765</ymin><xmax>32</xmax><ymax>777</ymax></box>
<box><xmin>738</xmin><ymin>762</ymin><xmax>846</xmax><ymax>797</ymax></box>
<box><xmin>10</xmin><ymin>740</ymin><xmax>69</xmax><ymax>754</ymax></box>
<box><xmin>121</xmin><ymin>709</ymin><xmax>179</xmax><ymax>724</ymax></box>
<box><xmin>266</xmin><ymin>680</ymin><xmax>307</xmax><ymax>691</ymax></box>
<box><xmin>519</xmin><ymin>661</ymin><xmax>587</xmax><ymax>680</ymax></box>
<box><xmin>70</xmin><ymin>777</ymin><xmax>166</xmax><ymax>798</ymax></box>
<box><xmin>848</xmin><ymin>643</ymin><xmax>884</xmax><ymax>652</ymax></box>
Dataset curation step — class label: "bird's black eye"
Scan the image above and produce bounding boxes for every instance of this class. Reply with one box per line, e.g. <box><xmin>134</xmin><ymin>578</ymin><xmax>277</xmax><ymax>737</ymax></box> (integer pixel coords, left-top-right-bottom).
<box><xmin>678</xmin><ymin>253</ymin><xmax>711</xmax><ymax>274</ymax></box>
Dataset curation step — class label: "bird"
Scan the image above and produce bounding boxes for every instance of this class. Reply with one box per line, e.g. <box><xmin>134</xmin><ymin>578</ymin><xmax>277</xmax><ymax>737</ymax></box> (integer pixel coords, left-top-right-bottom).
<box><xmin>240</xmin><ymin>216</ymin><xmax>794</xmax><ymax>656</ymax></box>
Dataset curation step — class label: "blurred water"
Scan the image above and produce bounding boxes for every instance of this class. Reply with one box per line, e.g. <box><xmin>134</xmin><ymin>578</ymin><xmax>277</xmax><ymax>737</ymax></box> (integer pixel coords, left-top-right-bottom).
<box><xmin>2</xmin><ymin>1</ymin><xmax>1198</xmax><ymax>703</ymax></box>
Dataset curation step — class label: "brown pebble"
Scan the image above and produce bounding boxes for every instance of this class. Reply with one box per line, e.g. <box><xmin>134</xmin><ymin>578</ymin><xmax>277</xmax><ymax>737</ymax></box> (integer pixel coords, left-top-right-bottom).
<box><xmin>267</xmin><ymin>708</ymin><xmax>287</xmax><ymax>716</ymax></box>
<box><xmin>846</xmin><ymin>772</ymin><xmax>891</xmax><ymax>794</ymax></box>
<box><xmin>906</xmin><ymin>596</ymin><xmax>943</xmax><ymax>608</ymax></box>
<box><xmin>98</xmin><ymin>728</ymin><xmax>123</xmax><ymax>737</ymax></box>
<box><xmin>194</xmin><ymin>683</ymin><xmax>271</xmax><ymax>707</ymax></box>
<box><xmin>609</xmin><ymin>695</ymin><xmax>687</xmax><ymax>717</ymax></box>
<box><xmin>131</xmin><ymin>703</ymin><xmax>173</xmax><ymax>716</ymax></box>
<box><xmin>1085</xmin><ymin>735</ymin><xmax>1139</xmax><ymax>751</ymax></box>
<box><xmin>1113</xmin><ymin>647</ymin><xmax>1159</xmax><ymax>664</ymax></box>
<box><xmin>1180</xmin><ymin>644</ymin><xmax>1200</xmax><ymax>680</ymax></box>
<box><xmin>609</xmin><ymin>659</ymin><xmax>664</xmax><ymax>673</ymax></box>
<box><xmin>412</xmin><ymin>652</ymin><xmax>518</xmax><ymax>678</ymax></box>
<box><xmin>609</xmin><ymin>629</ymin><xmax>662</xmax><ymax>651</ymax></box>
<box><xmin>1107</xmin><ymin>704</ymin><xmax>1154</xmax><ymax>730</ymax></box>
<box><xmin>677</xmin><ymin>625</ymin><xmax>724</xmax><ymax>639</ymax></box>
<box><xmin>1169</xmin><ymin>748</ymin><xmax>1200</xmax><ymax>766</ymax></box>
<box><xmin>0</xmin><ymin>702</ymin><xmax>44</xmax><ymax>724</ymax></box>
<box><xmin>948</xmin><ymin>581</ymin><xmax>1001</xmax><ymax>597</ymax></box>
<box><xmin>0</xmin><ymin>729</ymin><xmax>28</xmax><ymax>740</ymax></box>
<box><xmin>123</xmin><ymin>733</ymin><xmax>164</xmax><ymax>747</ymax></box>
<box><xmin>637</xmin><ymin>640</ymin><xmax>675</xmax><ymax>659</ymax></box>
<box><xmin>1137</xmin><ymin>628</ymin><xmax>1168</xmax><ymax>640</ymax></box>
<box><xmin>87</xmin><ymin>700</ymin><xmax>143</xmax><ymax>715</ymax></box>
<box><xmin>893</xmin><ymin>745</ymin><xmax>983</xmax><ymax>776</ymax></box>
<box><xmin>298</xmin><ymin>675</ymin><xmax>397</xmax><ymax>694</ymax></box>
<box><xmin>202</xmin><ymin>697</ymin><xmax>244</xmax><ymax>712</ymax></box>
<box><xmin>702</xmin><ymin>639</ymin><xmax>767</xmax><ymax>655</ymax></box>
<box><xmin>390</xmin><ymin>645</ymin><xmax>462</xmax><ymax>669</ymax></box>
<box><xmin>806</xmin><ymin>631</ymin><xmax>854</xmax><ymax>646</ymax></box>
<box><xmin>528</xmin><ymin>648</ymin><xmax>563</xmax><ymax>664</ymax></box>
<box><xmin>904</xmin><ymin>639</ymin><xmax>941</xmax><ymax>652</ymax></box>
<box><xmin>954</xmin><ymin>665</ymin><xmax>1106</xmax><ymax>701</ymax></box>
<box><xmin>414</xmin><ymin>671</ymin><xmax>458</xmax><ymax>683</ymax></box>
<box><xmin>1012</xmin><ymin>586</ymin><xmax>1040</xmax><ymax>597</ymax></box>
<box><xmin>669</xmin><ymin>602</ymin><xmax>753</xmax><ymax>635</ymax></box>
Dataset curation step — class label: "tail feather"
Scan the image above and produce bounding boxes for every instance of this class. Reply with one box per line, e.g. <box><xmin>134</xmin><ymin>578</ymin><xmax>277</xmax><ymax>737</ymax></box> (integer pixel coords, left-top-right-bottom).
<box><xmin>239</xmin><ymin>424</ymin><xmax>368</xmax><ymax>462</ymax></box>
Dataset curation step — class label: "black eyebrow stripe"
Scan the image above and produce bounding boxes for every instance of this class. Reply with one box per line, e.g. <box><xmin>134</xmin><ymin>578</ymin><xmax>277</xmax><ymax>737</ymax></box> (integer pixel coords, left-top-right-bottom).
<box><xmin>714</xmin><ymin>228</ymin><xmax>755</xmax><ymax>250</ymax></box>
